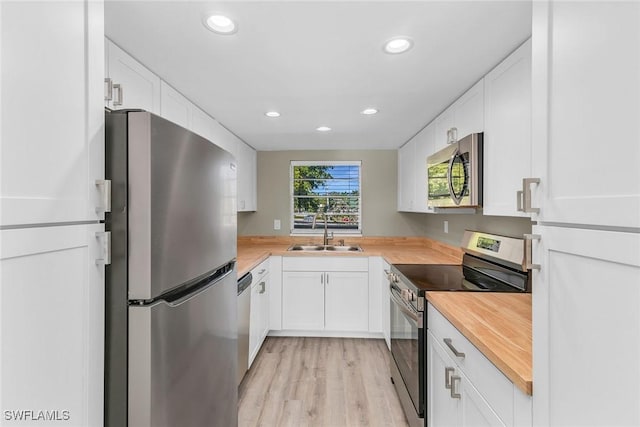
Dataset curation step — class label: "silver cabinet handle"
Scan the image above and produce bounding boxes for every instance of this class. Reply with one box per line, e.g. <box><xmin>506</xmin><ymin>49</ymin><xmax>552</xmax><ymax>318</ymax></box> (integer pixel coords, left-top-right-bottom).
<box><xmin>443</xmin><ymin>338</ymin><xmax>465</xmax><ymax>358</ymax></box>
<box><xmin>113</xmin><ymin>83</ymin><xmax>123</xmax><ymax>106</ymax></box>
<box><xmin>326</xmin><ymin>273</ymin><xmax>329</xmax><ymax>284</ymax></box>
<box><xmin>447</xmin><ymin>127</ymin><xmax>458</xmax><ymax>145</ymax></box>
<box><xmin>321</xmin><ymin>273</ymin><xmax>323</xmax><ymax>284</ymax></box>
<box><xmin>521</xmin><ymin>178</ymin><xmax>541</xmax><ymax>214</ymax></box>
<box><xmin>259</xmin><ymin>282</ymin><xmax>266</xmax><ymax>294</ymax></box>
<box><xmin>95</xmin><ymin>179</ymin><xmax>111</xmax><ymax>213</ymax></box>
<box><xmin>516</xmin><ymin>190</ymin><xmax>524</xmax><ymax>212</ymax></box>
<box><xmin>524</xmin><ymin>234</ymin><xmax>541</xmax><ymax>270</ymax></box>
<box><xmin>450</xmin><ymin>375</ymin><xmax>461</xmax><ymax>399</ymax></box>
<box><xmin>104</xmin><ymin>78</ymin><xmax>113</xmax><ymax>101</ymax></box>
<box><xmin>445</xmin><ymin>367</ymin><xmax>455</xmax><ymax>389</ymax></box>
<box><xmin>258</xmin><ymin>269</ymin><xmax>266</xmax><ymax>275</ymax></box>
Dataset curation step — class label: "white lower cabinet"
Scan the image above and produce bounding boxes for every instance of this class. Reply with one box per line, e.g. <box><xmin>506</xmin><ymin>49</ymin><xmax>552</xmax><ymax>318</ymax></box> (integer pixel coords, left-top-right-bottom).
<box><xmin>428</xmin><ymin>304</ymin><xmax>531</xmax><ymax>427</ymax></box>
<box><xmin>249</xmin><ymin>260</ymin><xmax>270</xmax><ymax>367</ymax></box>
<box><xmin>381</xmin><ymin>259</ymin><xmax>391</xmax><ymax>349</ymax></box>
<box><xmin>532</xmin><ymin>226</ymin><xmax>640</xmax><ymax>427</ymax></box>
<box><xmin>0</xmin><ymin>224</ymin><xmax>105</xmax><ymax>426</ymax></box>
<box><xmin>281</xmin><ymin>257</ymin><xmax>369</xmax><ymax>334</ymax></box>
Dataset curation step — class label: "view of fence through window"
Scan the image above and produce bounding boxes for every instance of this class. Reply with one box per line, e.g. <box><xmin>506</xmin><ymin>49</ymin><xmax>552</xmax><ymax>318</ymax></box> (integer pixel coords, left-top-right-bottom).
<box><xmin>291</xmin><ymin>161</ymin><xmax>361</xmax><ymax>232</ymax></box>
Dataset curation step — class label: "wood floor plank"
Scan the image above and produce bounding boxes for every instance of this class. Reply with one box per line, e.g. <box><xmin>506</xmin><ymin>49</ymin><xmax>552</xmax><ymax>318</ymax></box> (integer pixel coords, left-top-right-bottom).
<box><xmin>238</xmin><ymin>337</ymin><xmax>410</xmax><ymax>427</ymax></box>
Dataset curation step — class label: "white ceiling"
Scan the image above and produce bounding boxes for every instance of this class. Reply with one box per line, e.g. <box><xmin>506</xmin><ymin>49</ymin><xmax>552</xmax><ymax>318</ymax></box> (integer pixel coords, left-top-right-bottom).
<box><xmin>105</xmin><ymin>1</ymin><xmax>532</xmax><ymax>151</ymax></box>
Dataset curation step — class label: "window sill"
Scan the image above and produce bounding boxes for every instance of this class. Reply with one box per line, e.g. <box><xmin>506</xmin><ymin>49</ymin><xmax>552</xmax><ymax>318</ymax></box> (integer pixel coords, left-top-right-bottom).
<box><xmin>289</xmin><ymin>231</ymin><xmax>363</xmax><ymax>237</ymax></box>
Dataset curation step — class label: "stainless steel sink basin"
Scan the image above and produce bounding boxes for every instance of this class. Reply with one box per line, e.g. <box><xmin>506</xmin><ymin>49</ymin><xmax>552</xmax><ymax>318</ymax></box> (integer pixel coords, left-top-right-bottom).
<box><xmin>287</xmin><ymin>244</ymin><xmax>363</xmax><ymax>252</ymax></box>
<box><xmin>287</xmin><ymin>245</ymin><xmax>325</xmax><ymax>251</ymax></box>
<box><xmin>324</xmin><ymin>245</ymin><xmax>363</xmax><ymax>252</ymax></box>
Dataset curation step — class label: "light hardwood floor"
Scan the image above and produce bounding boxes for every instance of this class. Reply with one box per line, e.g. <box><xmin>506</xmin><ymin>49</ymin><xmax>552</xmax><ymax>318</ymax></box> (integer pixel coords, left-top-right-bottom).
<box><xmin>238</xmin><ymin>337</ymin><xmax>410</xmax><ymax>427</ymax></box>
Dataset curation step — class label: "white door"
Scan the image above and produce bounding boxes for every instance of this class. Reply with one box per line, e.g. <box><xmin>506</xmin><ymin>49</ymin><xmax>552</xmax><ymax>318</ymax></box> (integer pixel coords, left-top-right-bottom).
<box><xmin>531</xmin><ymin>1</ymin><xmax>640</xmax><ymax>228</ymax></box>
<box><xmin>105</xmin><ymin>39</ymin><xmax>161</xmax><ymax>114</ymax></box>
<box><xmin>483</xmin><ymin>39</ymin><xmax>532</xmax><ymax>217</ymax></box>
<box><xmin>1</xmin><ymin>1</ymin><xmax>104</xmax><ymax>226</ymax></box>
<box><xmin>282</xmin><ymin>271</ymin><xmax>324</xmax><ymax>330</ymax></box>
<box><xmin>258</xmin><ymin>273</ymin><xmax>270</xmax><ymax>344</ymax></box>
<box><xmin>459</xmin><ymin>372</ymin><xmax>505</xmax><ymax>427</ymax></box>
<box><xmin>324</xmin><ymin>271</ymin><xmax>368</xmax><ymax>332</ymax></box>
<box><xmin>160</xmin><ymin>81</ymin><xmax>192</xmax><ymax>130</ymax></box>
<box><xmin>532</xmin><ymin>225</ymin><xmax>640</xmax><ymax>427</ymax></box>
<box><xmin>414</xmin><ymin>123</ymin><xmax>435</xmax><ymax>213</ymax></box>
<box><xmin>0</xmin><ymin>224</ymin><xmax>105</xmax><ymax>426</ymax></box>
<box><xmin>434</xmin><ymin>108</ymin><xmax>455</xmax><ymax>152</ymax></box>
<box><xmin>397</xmin><ymin>140</ymin><xmax>416</xmax><ymax>211</ymax></box>
<box><xmin>453</xmin><ymin>80</ymin><xmax>484</xmax><ymax>140</ymax></box>
<box><xmin>427</xmin><ymin>331</ymin><xmax>460</xmax><ymax>427</ymax></box>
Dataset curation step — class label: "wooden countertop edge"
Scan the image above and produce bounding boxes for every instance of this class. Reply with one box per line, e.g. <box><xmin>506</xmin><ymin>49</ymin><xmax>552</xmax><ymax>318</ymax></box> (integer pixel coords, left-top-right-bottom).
<box><xmin>426</xmin><ymin>293</ymin><xmax>533</xmax><ymax>396</ymax></box>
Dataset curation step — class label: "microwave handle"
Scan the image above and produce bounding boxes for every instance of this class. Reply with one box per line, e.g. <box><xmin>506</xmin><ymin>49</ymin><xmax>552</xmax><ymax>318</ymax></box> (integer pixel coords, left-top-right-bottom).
<box><xmin>447</xmin><ymin>151</ymin><xmax>462</xmax><ymax>205</ymax></box>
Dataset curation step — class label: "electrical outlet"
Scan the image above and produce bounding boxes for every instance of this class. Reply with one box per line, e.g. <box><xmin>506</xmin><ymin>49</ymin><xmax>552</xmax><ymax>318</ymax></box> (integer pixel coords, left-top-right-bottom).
<box><xmin>274</xmin><ymin>219</ymin><xmax>281</xmax><ymax>230</ymax></box>
<box><xmin>444</xmin><ymin>220</ymin><xmax>449</xmax><ymax>234</ymax></box>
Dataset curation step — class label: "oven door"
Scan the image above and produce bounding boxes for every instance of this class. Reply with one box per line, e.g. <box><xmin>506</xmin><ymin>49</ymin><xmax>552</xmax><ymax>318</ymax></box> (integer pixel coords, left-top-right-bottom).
<box><xmin>389</xmin><ymin>284</ymin><xmax>424</xmax><ymax>418</ymax></box>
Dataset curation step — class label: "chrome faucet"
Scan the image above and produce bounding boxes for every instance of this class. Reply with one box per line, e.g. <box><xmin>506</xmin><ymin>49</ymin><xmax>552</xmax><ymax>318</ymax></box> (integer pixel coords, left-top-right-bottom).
<box><xmin>321</xmin><ymin>204</ymin><xmax>334</xmax><ymax>246</ymax></box>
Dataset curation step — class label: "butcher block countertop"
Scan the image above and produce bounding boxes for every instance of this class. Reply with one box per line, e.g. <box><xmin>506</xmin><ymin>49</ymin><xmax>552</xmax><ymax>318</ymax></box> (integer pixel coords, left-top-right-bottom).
<box><xmin>237</xmin><ymin>236</ymin><xmax>463</xmax><ymax>277</ymax></box>
<box><xmin>427</xmin><ymin>292</ymin><xmax>533</xmax><ymax>395</ymax></box>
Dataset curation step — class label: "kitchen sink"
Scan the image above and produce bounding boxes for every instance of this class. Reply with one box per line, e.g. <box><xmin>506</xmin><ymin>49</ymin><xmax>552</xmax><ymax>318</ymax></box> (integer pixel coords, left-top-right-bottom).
<box><xmin>287</xmin><ymin>244</ymin><xmax>363</xmax><ymax>252</ymax></box>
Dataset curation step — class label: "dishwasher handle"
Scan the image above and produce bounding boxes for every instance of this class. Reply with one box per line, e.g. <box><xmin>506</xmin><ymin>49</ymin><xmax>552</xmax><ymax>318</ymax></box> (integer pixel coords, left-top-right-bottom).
<box><xmin>237</xmin><ymin>272</ymin><xmax>253</xmax><ymax>295</ymax></box>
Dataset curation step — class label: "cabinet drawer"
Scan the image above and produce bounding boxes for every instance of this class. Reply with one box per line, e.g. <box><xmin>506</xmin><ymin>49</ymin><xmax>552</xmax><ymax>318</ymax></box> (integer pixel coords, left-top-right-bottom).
<box><xmin>250</xmin><ymin>259</ymin><xmax>269</xmax><ymax>283</ymax></box>
<box><xmin>282</xmin><ymin>256</ymin><xmax>368</xmax><ymax>272</ymax></box>
<box><xmin>428</xmin><ymin>303</ymin><xmax>514</xmax><ymax>424</ymax></box>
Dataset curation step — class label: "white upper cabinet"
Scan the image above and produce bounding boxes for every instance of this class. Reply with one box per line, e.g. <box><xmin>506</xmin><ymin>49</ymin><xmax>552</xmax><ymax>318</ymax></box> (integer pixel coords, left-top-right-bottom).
<box><xmin>237</xmin><ymin>141</ymin><xmax>257</xmax><ymax>212</ymax></box>
<box><xmin>397</xmin><ymin>139</ymin><xmax>416</xmax><ymax>211</ymax></box>
<box><xmin>483</xmin><ymin>39</ymin><xmax>532</xmax><ymax>217</ymax></box>
<box><xmin>414</xmin><ymin>122</ymin><xmax>435</xmax><ymax>213</ymax></box>
<box><xmin>531</xmin><ymin>1</ymin><xmax>640</xmax><ymax>228</ymax></box>
<box><xmin>1</xmin><ymin>0</ymin><xmax>104</xmax><ymax>226</ymax></box>
<box><xmin>105</xmin><ymin>39</ymin><xmax>161</xmax><ymax>114</ymax></box>
<box><xmin>160</xmin><ymin>81</ymin><xmax>192</xmax><ymax>130</ymax></box>
<box><xmin>434</xmin><ymin>80</ymin><xmax>484</xmax><ymax>151</ymax></box>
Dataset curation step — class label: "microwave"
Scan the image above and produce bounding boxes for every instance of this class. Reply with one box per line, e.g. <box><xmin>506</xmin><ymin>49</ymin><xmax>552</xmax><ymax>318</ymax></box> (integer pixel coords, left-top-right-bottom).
<box><xmin>427</xmin><ymin>132</ymin><xmax>483</xmax><ymax>208</ymax></box>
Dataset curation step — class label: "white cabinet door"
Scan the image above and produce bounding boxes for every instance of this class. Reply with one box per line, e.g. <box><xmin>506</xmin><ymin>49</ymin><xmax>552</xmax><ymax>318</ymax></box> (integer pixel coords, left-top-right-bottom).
<box><xmin>259</xmin><ymin>273</ymin><xmax>270</xmax><ymax>344</ymax></box>
<box><xmin>427</xmin><ymin>331</ymin><xmax>460</xmax><ymax>427</ymax></box>
<box><xmin>248</xmin><ymin>272</ymin><xmax>269</xmax><ymax>367</ymax></box>
<box><xmin>105</xmin><ymin>39</ymin><xmax>161</xmax><ymax>114</ymax></box>
<box><xmin>282</xmin><ymin>271</ymin><xmax>324</xmax><ymax>330</ymax></box>
<box><xmin>459</xmin><ymin>371</ymin><xmax>505</xmax><ymax>427</ymax></box>
<box><xmin>483</xmin><ymin>39</ymin><xmax>532</xmax><ymax>217</ymax></box>
<box><xmin>237</xmin><ymin>141</ymin><xmax>257</xmax><ymax>212</ymax></box>
<box><xmin>269</xmin><ymin>256</ymin><xmax>283</xmax><ymax>331</ymax></box>
<box><xmin>381</xmin><ymin>260</ymin><xmax>391</xmax><ymax>350</ymax></box>
<box><xmin>453</xmin><ymin>80</ymin><xmax>484</xmax><ymax>141</ymax></box>
<box><xmin>0</xmin><ymin>224</ymin><xmax>105</xmax><ymax>426</ymax></box>
<box><xmin>160</xmin><ymin>81</ymin><xmax>192</xmax><ymax>130</ymax></box>
<box><xmin>397</xmin><ymin>140</ymin><xmax>416</xmax><ymax>212</ymax></box>
<box><xmin>324</xmin><ymin>271</ymin><xmax>368</xmax><ymax>332</ymax></box>
<box><xmin>189</xmin><ymin>104</ymin><xmax>213</xmax><ymax>142</ymax></box>
<box><xmin>532</xmin><ymin>225</ymin><xmax>640</xmax><ymax>427</ymax></box>
<box><xmin>434</xmin><ymin>108</ymin><xmax>455</xmax><ymax>152</ymax></box>
<box><xmin>368</xmin><ymin>257</ymin><xmax>382</xmax><ymax>334</ymax></box>
<box><xmin>414</xmin><ymin>123</ymin><xmax>435</xmax><ymax>213</ymax></box>
<box><xmin>531</xmin><ymin>1</ymin><xmax>640</xmax><ymax>228</ymax></box>
<box><xmin>1</xmin><ymin>1</ymin><xmax>104</xmax><ymax>226</ymax></box>
<box><xmin>208</xmin><ymin>120</ymin><xmax>239</xmax><ymax>158</ymax></box>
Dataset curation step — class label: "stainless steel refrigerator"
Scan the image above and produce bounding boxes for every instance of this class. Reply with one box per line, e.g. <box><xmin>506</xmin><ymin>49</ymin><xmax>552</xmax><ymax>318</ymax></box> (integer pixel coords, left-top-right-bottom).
<box><xmin>104</xmin><ymin>110</ymin><xmax>238</xmax><ymax>427</ymax></box>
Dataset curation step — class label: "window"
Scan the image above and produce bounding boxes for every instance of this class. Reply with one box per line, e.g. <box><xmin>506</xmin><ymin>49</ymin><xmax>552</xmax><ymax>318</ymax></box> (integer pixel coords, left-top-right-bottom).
<box><xmin>290</xmin><ymin>161</ymin><xmax>361</xmax><ymax>234</ymax></box>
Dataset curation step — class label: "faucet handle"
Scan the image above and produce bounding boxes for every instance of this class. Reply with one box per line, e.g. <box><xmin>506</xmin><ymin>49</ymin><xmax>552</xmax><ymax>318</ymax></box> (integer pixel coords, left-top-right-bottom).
<box><xmin>339</xmin><ymin>239</ymin><xmax>345</xmax><ymax>246</ymax></box>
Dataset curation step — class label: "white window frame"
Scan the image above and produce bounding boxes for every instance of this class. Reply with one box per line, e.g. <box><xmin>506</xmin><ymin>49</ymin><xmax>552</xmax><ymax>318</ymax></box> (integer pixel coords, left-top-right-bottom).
<box><xmin>290</xmin><ymin>160</ymin><xmax>362</xmax><ymax>235</ymax></box>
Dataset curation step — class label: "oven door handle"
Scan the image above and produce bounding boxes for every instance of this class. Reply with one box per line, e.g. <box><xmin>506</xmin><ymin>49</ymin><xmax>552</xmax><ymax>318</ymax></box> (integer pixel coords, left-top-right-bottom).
<box><xmin>390</xmin><ymin>290</ymin><xmax>422</xmax><ymax>327</ymax></box>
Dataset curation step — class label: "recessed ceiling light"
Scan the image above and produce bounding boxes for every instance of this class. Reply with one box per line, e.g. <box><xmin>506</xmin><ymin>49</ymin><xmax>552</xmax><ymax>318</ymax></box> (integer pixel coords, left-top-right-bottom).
<box><xmin>204</xmin><ymin>14</ymin><xmax>237</xmax><ymax>35</ymax></box>
<box><xmin>383</xmin><ymin>37</ymin><xmax>413</xmax><ymax>54</ymax></box>
<box><xmin>361</xmin><ymin>108</ymin><xmax>378</xmax><ymax>115</ymax></box>
<box><xmin>316</xmin><ymin>126</ymin><xmax>331</xmax><ymax>132</ymax></box>
<box><xmin>265</xmin><ymin>111</ymin><xmax>280</xmax><ymax>118</ymax></box>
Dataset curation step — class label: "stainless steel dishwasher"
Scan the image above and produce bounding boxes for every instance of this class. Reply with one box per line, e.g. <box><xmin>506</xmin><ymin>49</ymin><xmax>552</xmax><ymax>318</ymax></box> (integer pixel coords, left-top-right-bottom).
<box><xmin>237</xmin><ymin>272</ymin><xmax>253</xmax><ymax>386</ymax></box>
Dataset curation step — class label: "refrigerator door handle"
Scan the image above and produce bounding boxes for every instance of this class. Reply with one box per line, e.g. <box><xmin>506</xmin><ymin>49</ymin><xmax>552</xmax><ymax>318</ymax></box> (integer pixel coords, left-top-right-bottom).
<box><xmin>131</xmin><ymin>261</ymin><xmax>235</xmax><ymax>308</ymax></box>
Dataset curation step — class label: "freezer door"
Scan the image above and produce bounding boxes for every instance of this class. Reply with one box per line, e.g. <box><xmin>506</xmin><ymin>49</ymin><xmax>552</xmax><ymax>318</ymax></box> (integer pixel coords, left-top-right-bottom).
<box><xmin>128</xmin><ymin>270</ymin><xmax>237</xmax><ymax>427</ymax></box>
<box><xmin>127</xmin><ymin>111</ymin><xmax>237</xmax><ymax>299</ymax></box>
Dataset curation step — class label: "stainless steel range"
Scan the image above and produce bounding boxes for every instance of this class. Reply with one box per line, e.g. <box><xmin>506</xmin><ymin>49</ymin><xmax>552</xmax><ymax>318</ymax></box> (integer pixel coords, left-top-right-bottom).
<box><xmin>388</xmin><ymin>230</ymin><xmax>531</xmax><ymax>427</ymax></box>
